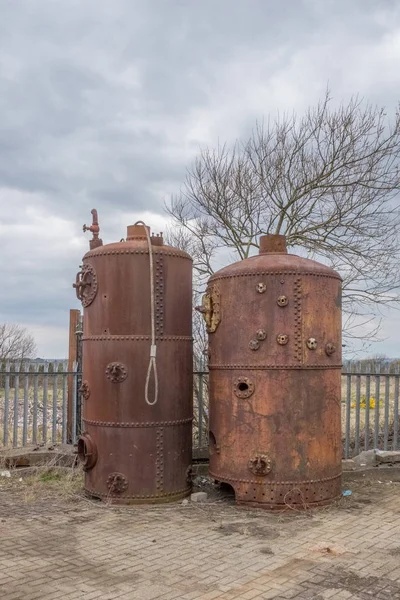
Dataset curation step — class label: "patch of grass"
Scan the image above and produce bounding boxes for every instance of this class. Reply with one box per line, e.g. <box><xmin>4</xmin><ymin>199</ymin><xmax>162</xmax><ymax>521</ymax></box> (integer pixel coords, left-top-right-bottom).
<box><xmin>39</xmin><ymin>470</ymin><xmax>62</xmax><ymax>483</ymax></box>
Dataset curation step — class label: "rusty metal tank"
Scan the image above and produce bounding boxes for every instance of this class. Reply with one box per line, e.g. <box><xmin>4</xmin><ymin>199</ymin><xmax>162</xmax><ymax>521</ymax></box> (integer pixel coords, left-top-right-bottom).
<box><xmin>73</xmin><ymin>210</ymin><xmax>193</xmax><ymax>503</ymax></box>
<box><xmin>201</xmin><ymin>234</ymin><xmax>342</xmax><ymax>510</ymax></box>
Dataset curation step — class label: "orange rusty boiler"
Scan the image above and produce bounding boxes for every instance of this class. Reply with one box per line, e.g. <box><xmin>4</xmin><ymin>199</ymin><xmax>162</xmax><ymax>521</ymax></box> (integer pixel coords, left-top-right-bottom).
<box><xmin>73</xmin><ymin>210</ymin><xmax>193</xmax><ymax>503</ymax></box>
<box><xmin>199</xmin><ymin>234</ymin><xmax>342</xmax><ymax>509</ymax></box>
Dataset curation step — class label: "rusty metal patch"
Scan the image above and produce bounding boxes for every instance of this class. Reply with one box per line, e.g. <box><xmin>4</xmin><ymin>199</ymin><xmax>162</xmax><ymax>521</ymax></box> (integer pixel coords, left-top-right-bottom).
<box><xmin>234</xmin><ymin>377</ymin><xmax>255</xmax><ymax>399</ymax></box>
<box><xmin>77</xmin><ymin>432</ymin><xmax>97</xmax><ymax>471</ymax></box>
<box><xmin>197</xmin><ymin>285</ymin><xmax>221</xmax><ymax>333</ymax></box>
<box><xmin>209</xmin><ymin>431</ymin><xmax>220</xmax><ymax>455</ymax></box>
<box><xmin>248</xmin><ymin>454</ymin><xmax>272</xmax><ymax>476</ymax></box>
<box><xmin>79</xmin><ymin>381</ymin><xmax>90</xmax><ymax>401</ymax></box>
<box><xmin>105</xmin><ymin>362</ymin><xmax>128</xmax><ymax>383</ymax></box>
<box><xmin>107</xmin><ymin>472</ymin><xmax>128</xmax><ymax>494</ymax></box>
<box><xmin>73</xmin><ymin>263</ymin><xmax>98</xmax><ymax>307</ymax></box>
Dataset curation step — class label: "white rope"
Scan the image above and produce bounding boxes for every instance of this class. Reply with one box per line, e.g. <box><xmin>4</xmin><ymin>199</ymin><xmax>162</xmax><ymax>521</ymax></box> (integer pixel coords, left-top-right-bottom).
<box><xmin>134</xmin><ymin>221</ymin><xmax>158</xmax><ymax>406</ymax></box>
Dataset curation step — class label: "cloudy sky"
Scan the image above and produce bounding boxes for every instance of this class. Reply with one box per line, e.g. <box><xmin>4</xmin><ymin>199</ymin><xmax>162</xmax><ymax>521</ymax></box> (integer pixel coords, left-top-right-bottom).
<box><xmin>1</xmin><ymin>0</ymin><xmax>400</xmax><ymax>358</ymax></box>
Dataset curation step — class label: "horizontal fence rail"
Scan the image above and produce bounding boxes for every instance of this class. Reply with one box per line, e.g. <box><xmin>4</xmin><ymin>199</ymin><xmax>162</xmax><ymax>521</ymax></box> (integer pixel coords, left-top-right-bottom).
<box><xmin>1</xmin><ymin>360</ymin><xmax>399</xmax><ymax>458</ymax></box>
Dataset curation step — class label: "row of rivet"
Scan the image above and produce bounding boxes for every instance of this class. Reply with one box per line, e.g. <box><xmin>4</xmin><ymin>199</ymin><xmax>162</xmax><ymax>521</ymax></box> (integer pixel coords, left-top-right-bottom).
<box><xmin>82</xmin><ymin>335</ymin><xmax>192</xmax><ymax>342</ymax></box>
<box><xmin>156</xmin><ymin>427</ymin><xmax>164</xmax><ymax>491</ymax></box>
<box><xmin>208</xmin><ymin>470</ymin><xmax>342</xmax><ymax>486</ymax></box>
<box><xmin>293</xmin><ymin>277</ymin><xmax>303</xmax><ymax>362</ymax></box>
<box><xmin>84</xmin><ymin>249</ymin><xmax>192</xmax><ymax>260</ymax></box>
<box><xmin>83</xmin><ymin>417</ymin><xmax>193</xmax><ymax>427</ymax></box>
<box><xmin>155</xmin><ymin>256</ymin><xmax>164</xmax><ymax>335</ymax></box>
<box><xmin>210</xmin><ymin>270</ymin><xmax>341</xmax><ymax>282</ymax></box>
<box><xmin>208</xmin><ymin>364</ymin><xmax>342</xmax><ymax>370</ymax></box>
<box><xmin>84</xmin><ymin>486</ymin><xmax>191</xmax><ymax>499</ymax></box>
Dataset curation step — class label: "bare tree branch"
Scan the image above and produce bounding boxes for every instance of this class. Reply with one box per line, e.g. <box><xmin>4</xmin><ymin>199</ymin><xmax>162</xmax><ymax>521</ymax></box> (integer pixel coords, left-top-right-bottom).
<box><xmin>166</xmin><ymin>89</ymin><xmax>400</xmax><ymax>351</ymax></box>
<box><xmin>0</xmin><ymin>324</ymin><xmax>37</xmax><ymax>362</ymax></box>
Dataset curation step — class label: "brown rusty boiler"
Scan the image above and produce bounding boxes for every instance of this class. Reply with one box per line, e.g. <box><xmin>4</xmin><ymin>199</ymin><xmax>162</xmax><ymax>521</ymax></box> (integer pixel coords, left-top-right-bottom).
<box><xmin>201</xmin><ymin>234</ymin><xmax>342</xmax><ymax>509</ymax></box>
<box><xmin>74</xmin><ymin>210</ymin><xmax>193</xmax><ymax>503</ymax></box>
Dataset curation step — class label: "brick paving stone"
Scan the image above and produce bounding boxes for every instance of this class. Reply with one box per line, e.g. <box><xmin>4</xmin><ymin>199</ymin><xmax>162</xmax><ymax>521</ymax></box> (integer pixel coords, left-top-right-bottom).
<box><xmin>1</xmin><ymin>474</ymin><xmax>400</xmax><ymax>600</ymax></box>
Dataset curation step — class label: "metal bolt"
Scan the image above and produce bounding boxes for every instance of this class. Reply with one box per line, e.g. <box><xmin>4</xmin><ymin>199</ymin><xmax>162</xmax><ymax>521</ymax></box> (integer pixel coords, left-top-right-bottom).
<box><xmin>307</xmin><ymin>338</ymin><xmax>318</xmax><ymax>350</ymax></box>
<box><xmin>277</xmin><ymin>334</ymin><xmax>289</xmax><ymax>345</ymax></box>
<box><xmin>277</xmin><ymin>295</ymin><xmax>288</xmax><ymax>307</ymax></box>
<box><xmin>256</xmin><ymin>329</ymin><xmax>267</xmax><ymax>341</ymax></box>
<box><xmin>256</xmin><ymin>282</ymin><xmax>267</xmax><ymax>294</ymax></box>
<box><xmin>249</xmin><ymin>339</ymin><xmax>260</xmax><ymax>351</ymax></box>
<box><xmin>325</xmin><ymin>342</ymin><xmax>336</xmax><ymax>356</ymax></box>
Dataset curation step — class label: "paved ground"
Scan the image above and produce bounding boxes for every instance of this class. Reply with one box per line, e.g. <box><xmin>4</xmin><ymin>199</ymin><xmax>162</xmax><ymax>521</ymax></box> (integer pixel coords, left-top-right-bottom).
<box><xmin>1</xmin><ymin>468</ymin><xmax>400</xmax><ymax>599</ymax></box>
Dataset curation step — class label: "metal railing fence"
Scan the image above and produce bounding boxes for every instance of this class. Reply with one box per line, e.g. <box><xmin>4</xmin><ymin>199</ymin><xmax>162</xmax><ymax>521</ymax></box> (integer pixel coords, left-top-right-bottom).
<box><xmin>1</xmin><ymin>360</ymin><xmax>399</xmax><ymax>458</ymax></box>
<box><xmin>0</xmin><ymin>361</ymin><xmax>78</xmax><ymax>449</ymax></box>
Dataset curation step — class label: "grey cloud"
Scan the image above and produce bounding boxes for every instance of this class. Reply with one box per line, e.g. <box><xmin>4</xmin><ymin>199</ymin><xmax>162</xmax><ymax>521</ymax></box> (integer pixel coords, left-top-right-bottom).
<box><xmin>1</xmin><ymin>0</ymin><xmax>400</xmax><ymax>356</ymax></box>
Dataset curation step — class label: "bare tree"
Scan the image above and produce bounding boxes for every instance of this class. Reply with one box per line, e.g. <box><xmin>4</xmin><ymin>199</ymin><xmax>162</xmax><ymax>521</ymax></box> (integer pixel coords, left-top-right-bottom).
<box><xmin>167</xmin><ymin>90</ymin><xmax>400</xmax><ymax>349</ymax></box>
<box><xmin>0</xmin><ymin>324</ymin><xmax>37</xmax><ymax>362</ymax></box>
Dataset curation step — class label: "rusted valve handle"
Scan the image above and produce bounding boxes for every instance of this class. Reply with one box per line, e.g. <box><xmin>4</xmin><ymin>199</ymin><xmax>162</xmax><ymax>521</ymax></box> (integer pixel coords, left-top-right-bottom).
<box><xmin>73</xmin><ymin>271</ymin><xmax>91</xmax><ymax>301</ymax></box>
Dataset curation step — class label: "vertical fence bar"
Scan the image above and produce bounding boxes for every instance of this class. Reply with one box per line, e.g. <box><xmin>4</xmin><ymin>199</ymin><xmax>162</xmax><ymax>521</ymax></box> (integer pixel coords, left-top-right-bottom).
<box><xmin>22</xmin><ymin>363</ymin><xmax>29</xmax><ymax>446</ymax></box>
<box><xmin>43</xmin><ymin>362</ymin><xmax>48</xmax><ymax>443</ymax></box>
<box><xmin>32</xmin><ymin>363</ymin><xmax>39</xmax><ymax>445</ymax></box>
<box><xmin>198</xmin><ymin>356</ymin><xmax>204</xmax><ymax>448</ymax></box>
<box><xmin>374</xmin><ymin>365</ymin><xmax>381</xmax><ymax>449</ymax></box>
<box><xmin>52</xmin><ymin>362</ymin><xmax>58</xmax><ymax>443</ymax></box>
<box><xmin>13</xmin><ymin>363</ymin><xmax>20</xmax><ymax>448</ymax></box>
<box><xmin>345</xmin><ymin>371</ymin><xmax>352</xmax><ymax>459</ymax></box>
<box><xmin>354</xmin><ymin>363</ymin><xmax>361</xmax><ymax>456</ymax></box>
<box><xmin>384</xmin><ymin>364</ymin><xmax>390</xmax><ymax>451</ymax></box>
<box><xmin>72</xmin><ymin>361</ymin><xmax>78</xmax><ymax>444</ymax></box>
<box><xmin>62</xmin><ymin>361</ymin><xmax>68</xmax><ymax>444</ymax></box>
<box><xmin>393</xmin><ymin>364</ymin><xmax>399</xmax><ymax>451</ymax></box>
<box><xmin>76</xmin><ymin>316</ymin><xmax>83</xmax><ymax>439</ymax></box>
<box><xmin>365</xmin><ymin>364</ymin><xmax>371</xmax><ymax>451</ymax></box>
<box><xmin>3</xmin><ymin>362</ymin><xmax>10</xmax><ymax>447</ymax></box>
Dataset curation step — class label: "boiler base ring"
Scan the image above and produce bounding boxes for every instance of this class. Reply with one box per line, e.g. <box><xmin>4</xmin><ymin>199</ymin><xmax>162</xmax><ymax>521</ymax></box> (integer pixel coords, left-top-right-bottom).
<box><xmin>210</xmin><ymin>470</ymin><xmax>342</xmax><ymax>510</ymax></box>
<box><xmin>236</xmin><ymin>495</ymin><xmax>342</xmax><ymax>511</ymax></box>
<box><xmin>84</xmin><ymin>486</ymin><xmax>191</xmax><ymax>505</ymax></box>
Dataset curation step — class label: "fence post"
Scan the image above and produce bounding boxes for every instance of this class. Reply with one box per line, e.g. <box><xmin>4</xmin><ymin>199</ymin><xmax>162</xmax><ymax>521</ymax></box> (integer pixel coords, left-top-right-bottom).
<box><xmin>198</xmin><ymin>356</ymin><xmax>204</xmax><ymax>448</ymax></box>
<box><xmin>76</xmin><ymin>315</ymin><xmax>83</xmax><ymax>438</ymax></box>
<box><xmin>72</xmin><ymin>361</ymin><xmax>78</xmax><ymax>444</ymax></box>
<box><xmin>344</xmin><ymin>368</ymin><xmax>352</xmax><ymax>459</ymax></box>
<box><xmin>67</xmin><ymin>309</ymin><xmax>80</xmax><ymax>442</ymax></box>
<box><xmin>374</xmin><ymin>364</ymin><xmax>381</xmax><ymax>449</ymax></box>
<box><xmin>394</xmin><ymin>364</ymin><xmax>399</xmax><ymax>451</ymax></box>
